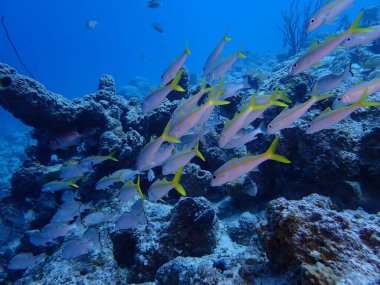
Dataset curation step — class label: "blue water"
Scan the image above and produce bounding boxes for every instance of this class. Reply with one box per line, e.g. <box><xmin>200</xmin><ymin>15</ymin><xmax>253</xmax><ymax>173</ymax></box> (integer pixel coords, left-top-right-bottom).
<box><xmin>0</xmin><ymin>0</ymin><xmax>378</xmax><ymax>129</ymax></box>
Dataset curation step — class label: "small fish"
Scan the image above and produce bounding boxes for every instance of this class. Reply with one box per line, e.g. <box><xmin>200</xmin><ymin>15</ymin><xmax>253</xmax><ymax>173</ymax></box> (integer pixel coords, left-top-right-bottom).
<box><xmin>267</xmin><ymin>85</ymin><xmax>332</xmax><ymax>134</ymax></box>
<box><xmin>29</xmin><ymin>231</ymin><xmax>55</xmax><ymax>247</ymax></box>
<box><xmin>111</xmin><ymin>169</ymin><xmax>140</xmax><ymax>182</ymax></box>
<box><xmin>148</xmin><ymin>167</ymin><xmax>186</xmax><ymax>202</ymax></box>
<box><xmin>115</xmin><ymin>211</ymin><xmax>147</xmax><ymax>230</ymax></box>
<box><xmin>150</xmin><ymin>143</ymin><xmax>175</xmax><ymax>167</ymax></box>
<box><xmin>290</xmin><ymin>12</ymin><xmax>370</xmax><ymax>76</ymax></box>
<box><xmin>171</xmin><ymin>79</ymin><xmax>213</xmax><ymax>126</ymax></box>
<box><xmin>51</xmin><ymin>201</ymin><xmax>91</xmax><ymax>223</ymax></box>
<box><xmin>62</xmin><ymin>228</ymin><xmax>101</xmax><ymax>259</ymax></box>
<box><xmin>151</xmin><ymin>22</ymin><xmax>164</xmax><ymax>33</ymax></box>
<box><xmin>143</xmin><ymin>70</ymin><xmax>185</xmax><ymax>113</ymax></box>
<box><xmin>333</xmin><ymin>77</ymin><xmax>380</xmax><ymax>108</ymax></box>
<box><xmin>79</xmin><ymin>151</ymin><xmax>118</xmax><ymax>168</ymax></box>
<box><xmin>169</xmin><ymin>90</ymin><xmax>230</xmax><ymax>139</ymax></box>
<box><xmin>219</xmin><ymin>77</ymin><xmax>251</xmax><ymax>100</ymax></box>
<box><xmin>162</xmin><ymin>142</ymin><xmax>205</xmax><ymax>175</ymax></box>
<box><xmin>41</xmin><ymin>179</ymin><xmax>78</xmax><ymax>193</ymax></box>
<box><xmin>119</xmin><ymin>175</ymin><xmax>144</xmax><ymax>202</ymax></box>
<box><xmin>239</xmin><ymin>87</ymin><xmax>291</xmax><ymax>111</ymax></box>
<box><xmin>306</xmin><ymin>89</ymin><xmax>380</xmax><ymax>134</ymax></box>
<box><xmin>140</xmin><ymin>53</ymin><xmax>148</xmax><ymax>63</ymax></box>
<box><xmin>307</xmin><ymin>0</ymin><xmax>354</xmax><ymax>32</ymax></box>
<box><xmin>87</xmin><ymin>20</ymin><xmax>99</xmax><ymax>30</ymax></box>
<box><xmin>41</xmin><ymin>218</ymin><xmax>82</xmax><ymax>239</ymax></box>
<box><xmin>203</xmin><ymin>28</ymin><xmax>232</xmax><ymax>76</ymax></box>
<box><xmin>208</xmin><ymin>49</ymin><xmax>246</xmax><ymax>82</ymax></box>
<box><xmin>95</xmin><ymin>175</ymin><xmax>121</xmax><ymax>191</ymax></box>
<box><xmin>60</xmin><ymin>163</ymin><xmax>93</xmax><ymax>181</ymax></box>
<box><xmin>162</xmin><ymin>43</ymin><xmax>191</xmax><ymax>85</ymax></box>
<box><xmin>219</xmin><ymin>94</ymin><xmax>267</xmax><ymax>148</ymax></box>
<box><xmin>315</xmin><ymin>63</ymin><xmax>354</xmax><ymax>95</ymax></box>
<box><xmin>46</xmin><ymin>131</ymin><xmax>85</xmax><ymax>151</ymax></box>
<box><xmin>223</xmin><ymin>122</ymin><xmax>266</xmax><ymax>149</ymax></box>
<box><xmin>61</xmin><ymin>190</ymin><xmax>80</xmax><ymax>202</ymax></box>
<box><xmin>211</xmin><ymin>136</ymin><xmax>291</xmax><ymax>187</ymax></box>
<box><xmin>343</xmin><ymin>25</ymin><xmax>379</xmax><ymax>48</ymax></box>
<box><xmin>146</xmin><ymin>0</ymin><xmax>162</xmax><ymax>8</ymax></box>
<box><xmin>82</xmin><ymin>212</ymin><xmax>110</xmax><ymax>227</ymax></box>
<box><xmin>8</xmin><ymin>252</ymin><xmax>47</xmax><ymax>270</ymax></box>
<box><xmin>136</xmin><ymin>120</ymin><xmax>180</xmax><ymax>171</ymax></box>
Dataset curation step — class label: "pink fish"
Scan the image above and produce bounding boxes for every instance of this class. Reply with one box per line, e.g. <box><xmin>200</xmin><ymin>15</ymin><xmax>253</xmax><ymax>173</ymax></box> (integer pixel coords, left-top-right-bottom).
<box><xmin>219</xmin><ymin>77</ymin><xmax>251</xmax><ymax>100</ymax></box>
<box><xmin>8</xmin><ymin>252</ymin><xmax>47</xmax><ymax>270</ymax></box>
<box><xmin>307</xmin><ymin>0</ymin><xmax>354</xmax><ymax>32</ymax></box>
<box><xmin>143</xmin><ymin>70</ymin><xmax>185</xmax><ymax>113</ymax></box>
<box><xmin>333</xmin><ymin>77</ymin><xmax>380</xmax><ymax>108</ymax></box>
<box><xmin>208</xmin><ymin>49</ymin><xmax>246</xmax><ymax>82</ymax></box>
<box><xmin>219</xmin><ymin>95</ymin><xmax>266</xmax><ymax>148</ymax></box>
<box><xmin>136</xmin><ymin>120</ymin><xmax>180</xmax><ymax>171</ymax></box>
<box><xmin>290</xmin><ymin>12</ymin><xmax>370</xmax><ymax>76</ymax></box>
<box><xmin>169</xmin><ymin>91</ymin><xmax>229</xmax><ymax>139</ymax></box>
<box><xmin>223</xmin><ymin>122</ymin><xmax>265</xmax><ymax>149</ymax></box>
<box><xmin>306</xmin><ymin>89</ymin><xmax>380</xmax><ymax>134</ymax></box>
<box><xmin>162</xmin><ymin>44</ymin><xmax>191</xmax><ymax>85</ymax></box>
<box><xmin>119</xmin><ymin>175</ymin><xmax>144</xmax><ymax>202</ymax></box>
<box><xmin>267</xmin><ymin>86</ymin><xmax>332</xmax><ymax>134</ymax></box>
<box><xmin>62</xmin><ymin>228</ymin><xmax>101</xmax><ymax>259</ymax></box>
<box><xmin>343</xmin><ymin>25</ymin><xmax>380</xmax><ymax>48</ymax></box>
<box><xmin>47</xmin><ymin>131</ymin><xmax>85</xmax><ymax>150</ymax></box>
<box><xmin>162</xmin><ymin>142</ymin><xmax>205</xmax><ymax>175</ymax></box>
<box><xmin>204</xmin><ymin>29</ymin><xmax>231</xmax><ymax>76</ymax></box>
<box><xmin>211</xmin><ymin>136</ymin><xmax>290</xmax><ymax>187</ymax></box>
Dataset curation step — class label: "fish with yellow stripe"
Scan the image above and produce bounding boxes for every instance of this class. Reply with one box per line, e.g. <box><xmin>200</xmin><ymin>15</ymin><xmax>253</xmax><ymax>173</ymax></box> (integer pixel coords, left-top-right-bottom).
<box><xmin>211</xmin><ymin>136</ymin><xmax>291</xmax><ymax>187</ymax></box>
<box><xmin>306</xmin><ymin>88</ymin><xmax>380</xmax><ymax>134</ymax></box>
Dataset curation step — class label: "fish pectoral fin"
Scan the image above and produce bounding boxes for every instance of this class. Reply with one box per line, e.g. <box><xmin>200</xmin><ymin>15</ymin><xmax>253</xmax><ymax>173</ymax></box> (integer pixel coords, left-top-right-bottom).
<box><xmin>251</xmin><ymin>168</ymin><xmax>259</xmax><ymax>172</ymax></box>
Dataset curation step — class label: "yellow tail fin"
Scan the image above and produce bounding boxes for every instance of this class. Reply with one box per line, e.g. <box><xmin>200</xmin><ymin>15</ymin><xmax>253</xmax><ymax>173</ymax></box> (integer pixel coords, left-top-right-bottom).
<box><xmin>161</xmin><ymin>120</ymin><xmax>181</xmax><ymax>143</ymax></box>
<box><xmin>169</xmin><ymin>70</ymin><xmax>185</xmax><ymax>92</ymax></box>
<box><xmin>193</xmin><ymin>141</ymin><xmax>205</xmax><ymax>161</ymax></box>
<box><xmin>172</xmin><ymin>167</ymin><xmax>186</xmax><ymax>195</ymax></box>
<box><xmin>265</xmin><ymin>136</ymin><xmax>291</xmax><ymax>163</ymax></box>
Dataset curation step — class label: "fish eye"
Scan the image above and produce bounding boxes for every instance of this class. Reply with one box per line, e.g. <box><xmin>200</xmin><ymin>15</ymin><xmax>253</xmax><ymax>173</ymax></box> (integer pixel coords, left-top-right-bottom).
<box><xmin>346</xmin><ymin>37</ymin><xmax>351</xmax><ymax>42</ymax></box>
<box><xmin>310</xmin><ymin>18</ymin><xmax>316</xmax><ymax>24</ymax></box>
<box><xmin>213</xmin><ymin>175</ymin><xmax>217</xmax><ymax>179</ymax></box>
<box><xmin>307</xmin><ymin>124</ymin><xmax>311</xmax><ymax>128</ymax></box>
<box><xmin>269</xmin><ymin>125</ymin><xmax>272</xmax><ymax>128</ymax></box>
<box><xmin>338</xmin><ymin>98</ymin><xmax>342</xmax><ymax>101</ymax></box>
<box><xmin>292</xmin><ymin>63</ymin><xmax>297</xmax><ymax>68</ymax></box>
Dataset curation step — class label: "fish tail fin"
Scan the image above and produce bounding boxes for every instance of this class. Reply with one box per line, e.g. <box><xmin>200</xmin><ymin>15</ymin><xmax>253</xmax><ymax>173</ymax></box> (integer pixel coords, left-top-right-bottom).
<box><xmin>265</xmin><ymin>136</ymin><xmax>291</xmax><ymax>164</ymax></box>
<box><xmin>237</xmin><ymin>48</ymin><xmax>246</xmax><ymax>58</ymax></box>
<box><xmin>358</xmin><ymin>88</ymin><xmax>380</xmax><ymax>107</ymax></box>
<box><xmin>185</xmin><ymin>40</ymin><xmax>191</xmax><ymax>54</ymax></box>
<box><xmin>193</xmin><ymin>141</ymin><xmax>205</xmax><ymax>161</ymax></box>
<box><xmin>68</xmin><ymin>179</ymin><xmax>79</xmax><ymax>188</ymax></box>
<box><xmin>200</xmin><ymin>76</ymin><xmax>207</xmax><ymax>90</ymax></box>
<box><xmin>347</xmin><ymin>11</ymin><xmax>372</xmax><ymax>34</ymax></box>
<box><xmin>108</xmin><ymin>149</ymin><xmax>119</xmax><ymax>162</ymax></box>
<box><xmin>172</xmin><ymin>167</ymin><xmax>186</xmax><ymax>196</ymax></box>
<box><xmin>247</xmin><ymin>93</ymin><xmax>266</xmax><ymax>110</ymax></box>
<box><xmin>224</xmin><ymin>26</ymin><xmax>232</xmax><ymax>42</ymax></box>
<box><xmin>136</xmin><ymin>175</ymin><xmax>145</xmax><ymax>200</ymax></box>
<box><xmin>169</xmin><ymin>70</ymin><xmax>185</xmax><ymax>92</ymax></box>
<box><xmin>279</xmin><ymin>87</ymin><xmax>292</xmax><ymax>103</ymax></box>
<box><xmin>271</xmin><ymin>86</ymin><xmax>288</xmax><ymax>107</ymax></box>
<box><xmin>161</xmin><ymin>120</ymin><xmax>181</xmax><ymax>143</ymax></box>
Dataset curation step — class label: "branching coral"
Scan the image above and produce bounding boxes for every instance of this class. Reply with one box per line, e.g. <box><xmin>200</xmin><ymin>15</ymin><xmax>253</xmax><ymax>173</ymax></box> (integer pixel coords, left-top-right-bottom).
<box><xmin>276</xmin><ymin>0</ymin><xmax>323</xmax><ymax>56</ymax></box>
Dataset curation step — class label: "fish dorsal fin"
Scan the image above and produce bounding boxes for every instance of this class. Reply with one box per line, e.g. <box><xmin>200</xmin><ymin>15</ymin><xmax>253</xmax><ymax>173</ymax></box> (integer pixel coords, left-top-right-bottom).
<box><xmin>320</xmin><ymin>107</ymin><xmax>332</xmax><ymax>115</ymax></box>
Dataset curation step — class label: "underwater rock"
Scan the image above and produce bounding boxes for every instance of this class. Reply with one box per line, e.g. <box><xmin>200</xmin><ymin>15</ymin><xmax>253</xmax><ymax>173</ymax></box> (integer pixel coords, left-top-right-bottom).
<box><xmin>11</xmin><ymin>162</ymin><xmax>45</xmax><ymax>200</ymax></box>
<box><xmin>155</xmin><ymin>256</ymin><xmax>223</xmax><ymax>285</ymax></box>
<box><xmin>181</xmin><ymin>163</ymin><xmax>212</xmax><ymax>197</ymax></box>
<box><xmin>226</xmin><ymin>211</ymin><xmax>260</xmax><ymax>246</ymax></box>
<box><xmin>112</xmin><ymin>198</ymin><xmax>217</xmax><ymax>283</ymax></box>
<box><xmin>259</xmin><ymin>194</ymin><xmax>380</xmax><ymax>284</ymax></box>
